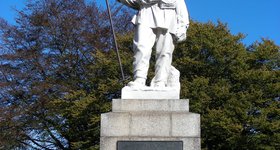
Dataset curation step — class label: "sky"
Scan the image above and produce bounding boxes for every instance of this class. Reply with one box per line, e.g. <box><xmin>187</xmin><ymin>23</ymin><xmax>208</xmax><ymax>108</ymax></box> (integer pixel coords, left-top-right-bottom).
<box><xmin>0</xmin><ymin>0</ymin><xmax>279</xmax><ymax>46</ymax></box>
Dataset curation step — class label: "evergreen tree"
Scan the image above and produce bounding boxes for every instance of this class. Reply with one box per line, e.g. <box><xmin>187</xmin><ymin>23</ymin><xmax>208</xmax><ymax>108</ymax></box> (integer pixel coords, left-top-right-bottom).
<box><xmin>173</xmin><ymin>21</ymin><xmax>280</xmax><ymax>149</ymax></box>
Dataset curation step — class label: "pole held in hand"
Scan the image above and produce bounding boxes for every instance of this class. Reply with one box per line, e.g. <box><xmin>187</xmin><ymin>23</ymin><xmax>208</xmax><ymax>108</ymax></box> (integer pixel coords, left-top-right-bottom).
<box><xmin>105</xmin><ymin>0</ymin><xmax>125</xmax><ymax>82</ymax></box>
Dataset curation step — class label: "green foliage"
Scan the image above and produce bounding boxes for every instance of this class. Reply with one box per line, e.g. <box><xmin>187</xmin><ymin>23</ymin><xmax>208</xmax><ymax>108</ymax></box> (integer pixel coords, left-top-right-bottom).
<box><xmin>173</xmin><ymin>21</ymin><xmax>280</xmax><ymax>149</ymax></box>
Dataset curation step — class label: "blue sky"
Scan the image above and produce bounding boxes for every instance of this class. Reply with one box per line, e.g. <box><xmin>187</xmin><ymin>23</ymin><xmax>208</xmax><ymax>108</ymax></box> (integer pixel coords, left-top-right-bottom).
<box><xmin>0</xmin><ymin>0</ymin><xmax>279</xmax><ymax>46</ymax></box>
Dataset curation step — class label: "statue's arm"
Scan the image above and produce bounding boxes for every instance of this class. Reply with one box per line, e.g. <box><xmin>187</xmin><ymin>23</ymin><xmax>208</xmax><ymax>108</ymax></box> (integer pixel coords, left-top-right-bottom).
<box><xmin>176</xmin><ymin>0</ymin><xmax>189</xmax><ymax>28</ymax></box>
<box><xmin>175</xmin><ymin>0</ymin><xmax>190</xmax><ymax>42</ymax></box>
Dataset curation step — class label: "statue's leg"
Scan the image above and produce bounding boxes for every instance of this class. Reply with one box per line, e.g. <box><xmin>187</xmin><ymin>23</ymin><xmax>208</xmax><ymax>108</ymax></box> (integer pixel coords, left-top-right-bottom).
<box><xmin>153</xmin><ymin>29</ymin><xmax>175</xmax><ymax>87</ymax></box>
<box><xmin>132</xmin><ymin>24</ymin><xmax>156</xmax><ymax>84</ymax></box>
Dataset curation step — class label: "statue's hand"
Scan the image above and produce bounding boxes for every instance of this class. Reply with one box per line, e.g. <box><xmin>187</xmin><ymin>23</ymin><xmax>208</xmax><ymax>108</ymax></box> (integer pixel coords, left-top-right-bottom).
<box><xmin>118</xmin><ymin>0</ymin><xmax>140</xmax><ymax>10</ymax></box>
<box><xmin>175</xmin><ymin>26</ymin><xmax>187</xmax><ymax>43</ymax></box>
<box><xmin>139</xmin><ymin>0</ymin><xmax>160</xmax><ymax>5</ymax></box>
<box><xmin>147</xmin><ymin>0</ymin><xmax>160</xmax><ymax>2</ymax></box>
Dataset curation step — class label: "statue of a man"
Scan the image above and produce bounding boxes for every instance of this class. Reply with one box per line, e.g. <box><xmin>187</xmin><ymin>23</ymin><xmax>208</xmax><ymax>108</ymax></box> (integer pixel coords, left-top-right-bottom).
<box><xmin>118</xmin><ymin>0</ymin><xmax>189</xmax><ymax>88</ymax></box>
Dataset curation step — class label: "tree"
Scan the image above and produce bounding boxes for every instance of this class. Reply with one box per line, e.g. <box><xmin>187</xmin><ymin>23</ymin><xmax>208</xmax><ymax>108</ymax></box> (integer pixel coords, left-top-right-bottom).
<box><xmin>0</xmin><ymin>0</ymin><xmax>133</xmax><ymax>149</ymax></box>
<box><xmin>173</xmin><ymin>21</ymin><xmax>280</xmax><ymax>149</ymax></box>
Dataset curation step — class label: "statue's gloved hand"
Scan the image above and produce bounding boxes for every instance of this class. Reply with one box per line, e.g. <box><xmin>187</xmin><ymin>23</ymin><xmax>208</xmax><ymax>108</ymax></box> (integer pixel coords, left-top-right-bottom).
<box><xmin>139</xmin><ymin>0</ymin><xmax>160</xmax><ymax>5</ymax></box>
<box><xmin>118</xmin><ymin>0</ymin><xmax>140</xmax><ymax>10</ymax></box>
<box><xmin>175</xmin><ymin>26</ymin><xmax>187</xmax><ymax>43</ymax></box>
<box><xmin>147</xmin><ymin>0</ymin><xmax>160</xmax><ymax>2</ymax></box>
<box><xmin>174</xmin><ymin>0</ymin><xmax>189</xmax><ymax>43</ymax></box>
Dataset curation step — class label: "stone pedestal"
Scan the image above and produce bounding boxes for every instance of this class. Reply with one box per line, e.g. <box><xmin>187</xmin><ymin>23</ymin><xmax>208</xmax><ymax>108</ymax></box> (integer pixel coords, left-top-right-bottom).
<box><xmin>100</xmin><ymin>99</ymin><xmax>201</xmax><ymax>150</ymax></box>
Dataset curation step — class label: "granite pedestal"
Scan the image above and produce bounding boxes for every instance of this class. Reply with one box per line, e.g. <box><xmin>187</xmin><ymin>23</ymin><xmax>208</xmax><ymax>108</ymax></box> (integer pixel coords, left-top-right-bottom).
<box><xmin>100</xmin><ymin>97</ymin><xmax>201</xmax><ymax>150</ymax></box>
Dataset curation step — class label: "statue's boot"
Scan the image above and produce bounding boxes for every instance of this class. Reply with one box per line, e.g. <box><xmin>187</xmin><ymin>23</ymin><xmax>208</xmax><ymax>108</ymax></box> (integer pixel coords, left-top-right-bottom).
<box><xmin>127</xmin><ymin>78</ymin><xmax>146</xmax><ymax>88</ymax></box>
<box><xmin>152</xmin><ymin>81</ymin><xmax>166</xmax><ymax>88</ymax></box>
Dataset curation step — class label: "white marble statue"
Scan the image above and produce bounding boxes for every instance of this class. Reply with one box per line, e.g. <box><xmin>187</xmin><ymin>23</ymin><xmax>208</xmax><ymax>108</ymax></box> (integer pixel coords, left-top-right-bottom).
<box><xmin>118</xmin><ymin>0</ymin><xmax>189</xmax><ymax>88</ymax></box>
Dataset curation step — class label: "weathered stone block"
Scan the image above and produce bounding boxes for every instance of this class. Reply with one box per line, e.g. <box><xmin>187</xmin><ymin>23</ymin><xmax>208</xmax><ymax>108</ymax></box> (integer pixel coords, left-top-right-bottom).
<box><xmin>100</xmin><ymin>113</ymin><xmax>130</xmax><ymax>137</ymax></box>
<box><xmin>101</xmin><ymin>112</ymin><xmax>200</xmax><ymax>137</ymax></box>
<box><xmin>112</xmin><ymin>99</ymin><xmax>189</xmax><ymax>112</ymax></box>
<box><xmin>171</xmin><ymin>113</ymin><xmax>201</xmax><ymax>137</ymax></box>
<box><xmin>130</xmin><ymin>112</ymin><xmax>170</xmax><ymax>137</ymax></box>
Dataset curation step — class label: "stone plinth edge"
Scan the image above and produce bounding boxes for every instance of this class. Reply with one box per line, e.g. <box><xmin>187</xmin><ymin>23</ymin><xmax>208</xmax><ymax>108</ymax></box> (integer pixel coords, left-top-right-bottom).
<box><xmin>121</xmin><ymin>86</ymin><xmax>180</xmax><ymax>99</ymax></box>
<box><xmin>112</xmin><ymin>99</ymin><xmax>189</xmax><ymax>112</ymax></box>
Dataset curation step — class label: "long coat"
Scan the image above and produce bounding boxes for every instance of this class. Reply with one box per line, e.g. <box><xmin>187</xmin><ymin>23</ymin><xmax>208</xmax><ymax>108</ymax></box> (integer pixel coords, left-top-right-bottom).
<box><xmin>118</xmin><ymin>0</ymin><xmax>189</xmax><ymax>36</ymax></box>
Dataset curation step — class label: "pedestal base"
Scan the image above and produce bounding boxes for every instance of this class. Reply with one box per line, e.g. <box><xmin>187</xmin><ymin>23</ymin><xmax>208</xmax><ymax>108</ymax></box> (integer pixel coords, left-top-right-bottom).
<box><xmin>100</xmin><ymin>99</ymin><xmax>201</xmax><ymax>150</ymax></box>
